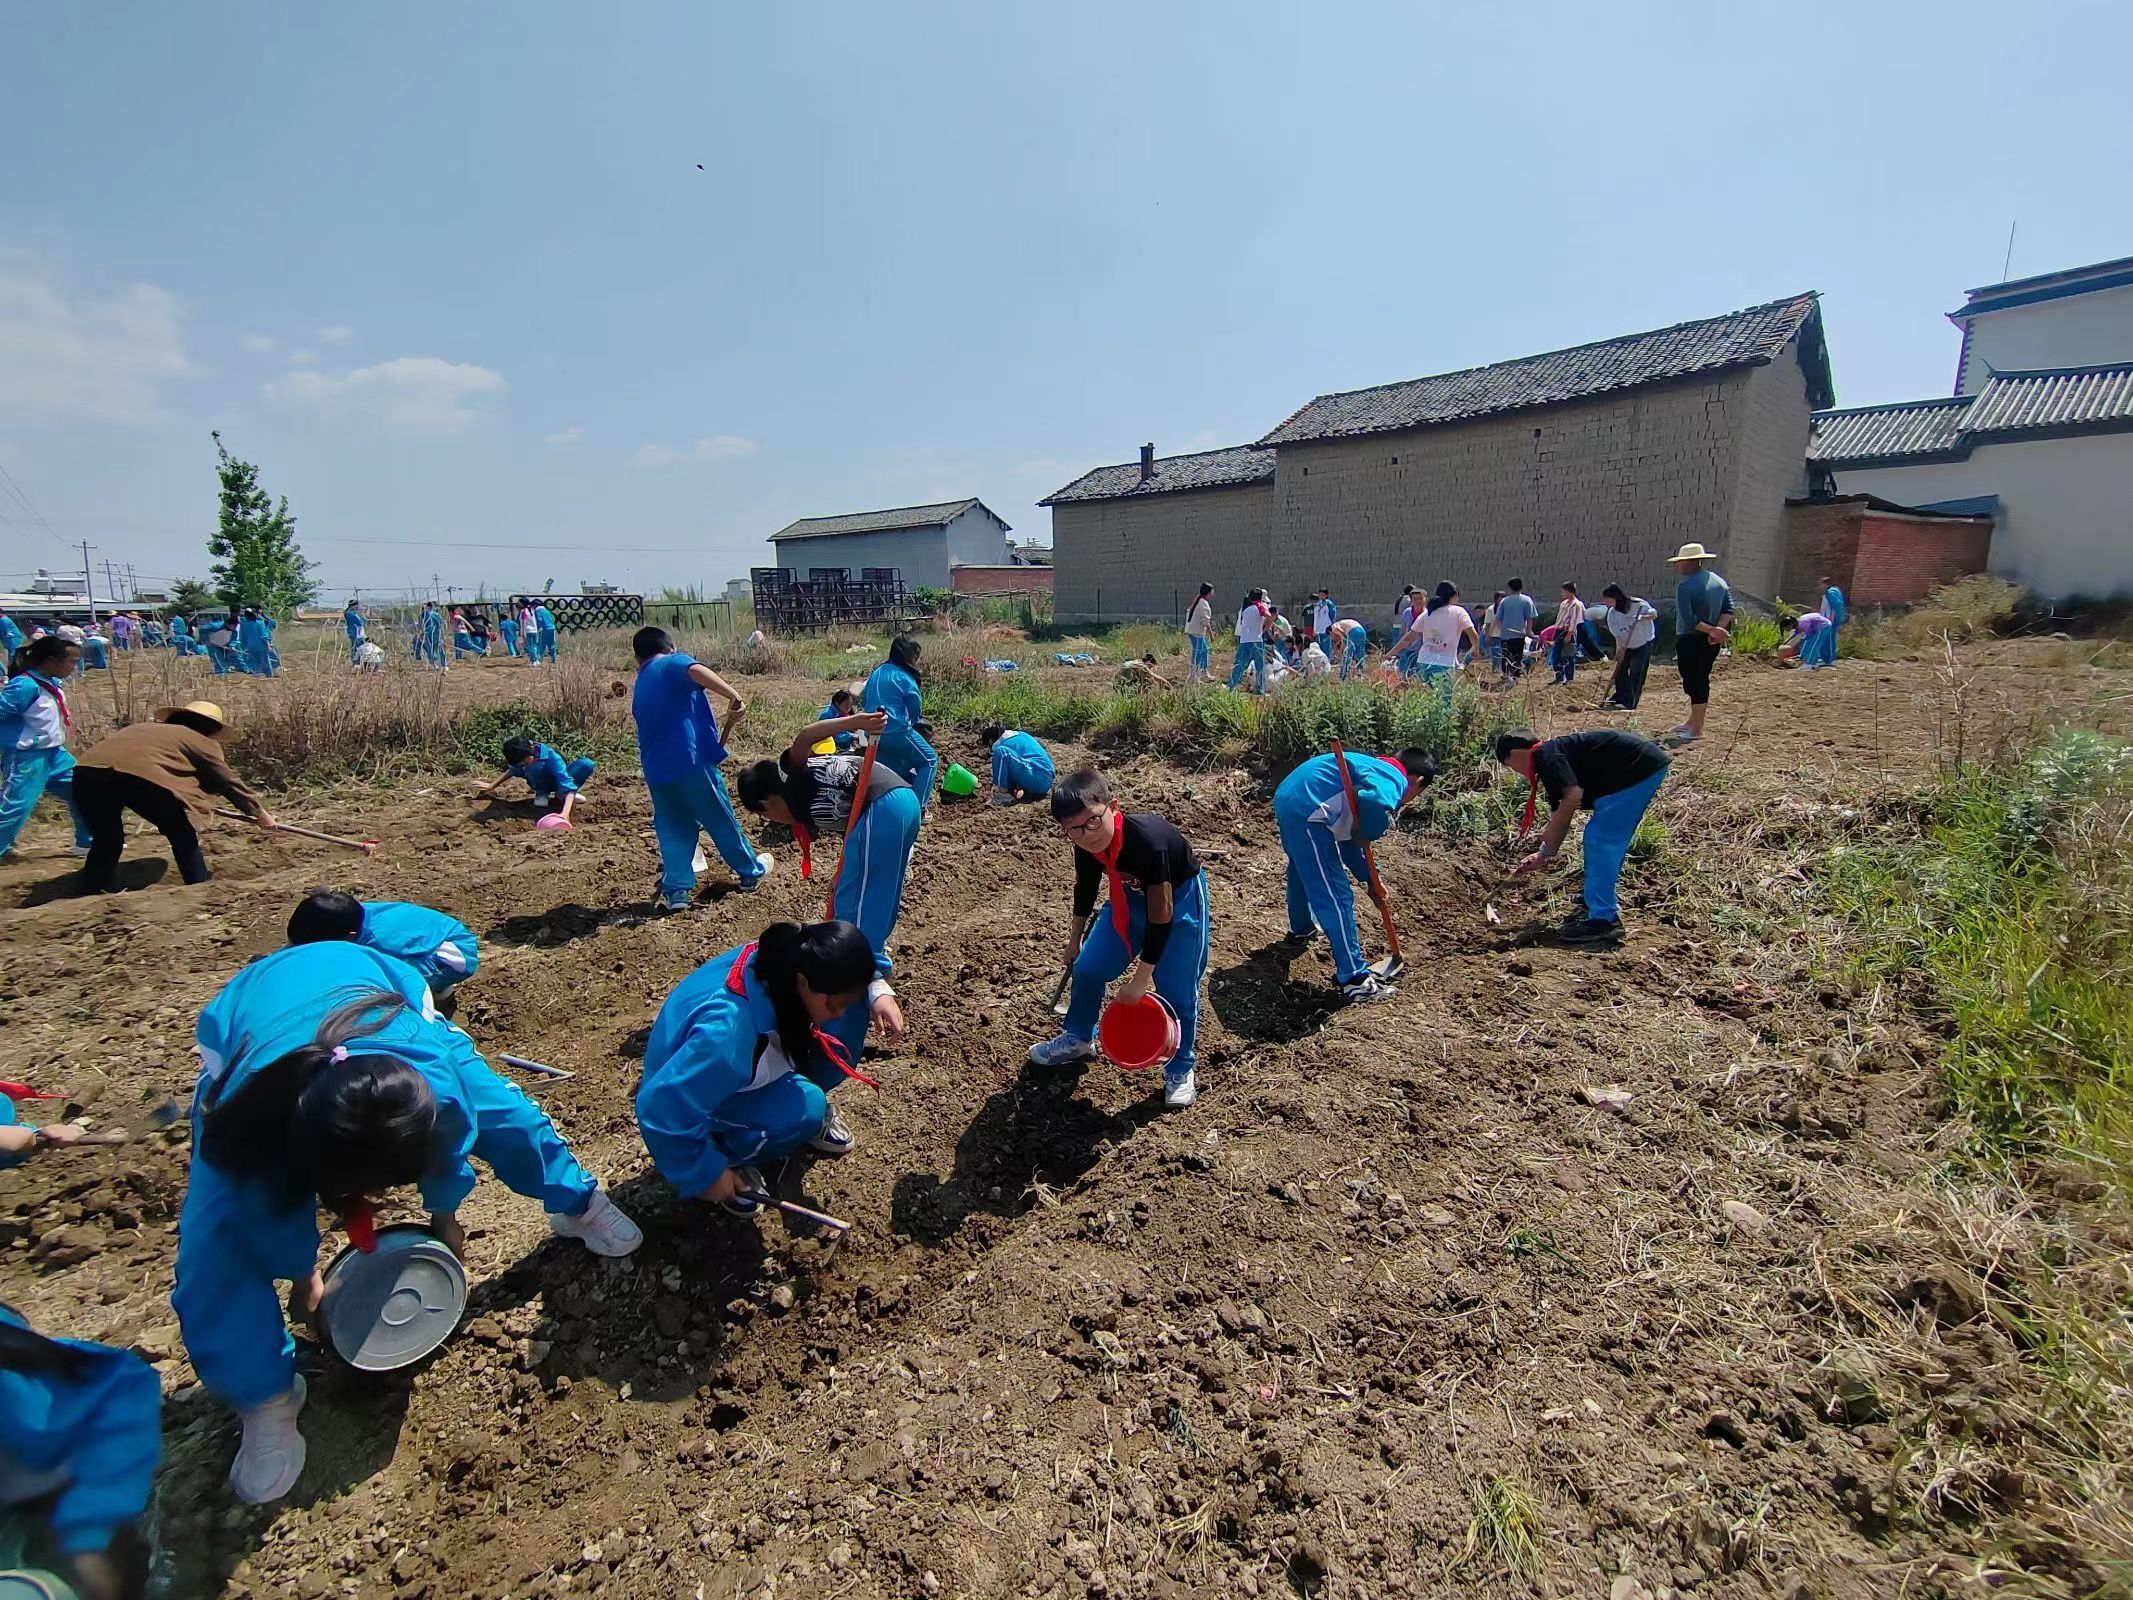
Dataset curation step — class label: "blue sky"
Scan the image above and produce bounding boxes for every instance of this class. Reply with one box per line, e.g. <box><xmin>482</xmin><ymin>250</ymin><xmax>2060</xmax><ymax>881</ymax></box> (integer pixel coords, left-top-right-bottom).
<box><xmin>3</xmin><ymin>1</ymin><xmax>2129</xmax><ymax>603</ymax></box>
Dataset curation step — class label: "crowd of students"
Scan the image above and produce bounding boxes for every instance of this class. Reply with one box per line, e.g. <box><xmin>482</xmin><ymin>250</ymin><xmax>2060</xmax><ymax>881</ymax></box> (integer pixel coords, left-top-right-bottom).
<box><xmin>0</xmin><ymin>593</ymin><xmax>1715</xmax><ymax>1591</ymax></box>
<box><xmin>1180</xmin><ymin>544</ymin><xmax>1848</xmax><ymax>753</ymax></box>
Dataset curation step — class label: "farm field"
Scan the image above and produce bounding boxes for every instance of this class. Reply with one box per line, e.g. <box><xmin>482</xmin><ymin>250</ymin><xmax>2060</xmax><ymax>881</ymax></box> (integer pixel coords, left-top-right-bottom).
<box><xmin>1</xmin><ymin>628</ymin><xmax>2127</xmax><ymax>1600</ymax></box>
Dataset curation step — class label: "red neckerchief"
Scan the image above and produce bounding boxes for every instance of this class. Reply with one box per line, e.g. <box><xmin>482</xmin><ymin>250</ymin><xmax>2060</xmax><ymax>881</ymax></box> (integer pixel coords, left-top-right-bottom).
<box><xmin>338</xmin><ymin>1200</ymin><xmax>379</xmax><ymax>1253</ymax></box>
<box><xmin>791</xmin><ymin>818</ymin><xmax>813</xmax><ymax>879</ymax></box>
<box><xmin>0</xmin><ymin>1081</ymin><xmax>65</xmax><ymax>1101</ymax></box>
<box><xmin>1520</xmin><ymin>743</ymin><xmax>1549</xmax><ymax>838</ymax></box>
<box><xmin>725</xmin><ymin>941</ymin><xmax>878</xmax><ymax>1089</ymax></box>
<box><xmin>1092</xmin><ymin>819</ymin><xmax>1132</xmax><ymax>941</ymax></box>
<box><xmin>29</xmin><ymin>673</ymin><xmax>68</xmax><ymax>730</ymax></box>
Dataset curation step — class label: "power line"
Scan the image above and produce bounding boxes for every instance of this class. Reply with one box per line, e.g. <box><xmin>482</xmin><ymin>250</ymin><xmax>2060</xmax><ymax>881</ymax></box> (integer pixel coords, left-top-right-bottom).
<box><xmin>0</xmin><ymin>459</ymin><xmax>68</xmax><ymax>547</ymax></box>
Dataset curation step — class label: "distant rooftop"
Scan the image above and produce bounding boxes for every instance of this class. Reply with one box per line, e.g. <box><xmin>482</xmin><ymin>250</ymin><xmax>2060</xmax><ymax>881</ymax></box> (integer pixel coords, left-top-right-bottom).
<box><xmin>1042</xmin><ymin>444</ymin><xmax>1275</xmax><ymax>505</ymax></box>
<box><xmin>1260</xmin><ymin>293</ymin><xmax>1831</xmax><ymax>447</ymax></box>
<box><xmin>1953</xmin><ymin>253</ymin><xmax>2133</xmax><ymax>321</ymax></box>
<box><xmin>772</xmin><ymin>497</ymin><xmax>1007</xmax><ymax>542</ymax></box>
<box><xmin>1809</xmin><ymin>362</ymin><xmax>2133</xmax><ymax>468</ymax></box>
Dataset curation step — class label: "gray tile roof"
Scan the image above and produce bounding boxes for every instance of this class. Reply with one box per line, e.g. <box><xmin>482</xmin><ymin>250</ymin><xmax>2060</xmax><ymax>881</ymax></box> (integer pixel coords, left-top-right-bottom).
<box><xmin>1807</xmin><ymin>397</ymin><xmax>1973</xmax><ymax>466</ymax></box>
<box><xmin>1260</xmin><ymin>294</ymin><xmax>1828</xmax><ymax>446</ymax></box>
<box><xmin>1041</xmin><ymin>444</ymin><xmax>1276</xmax><ymax>505</ymax></box>
<box><xmin>1809</xmin><ymin>363</ymin><xmax>2133</xmax><ymax>467</ymax></box>
<box><xmin>772</xmin><ymin>498</ymin><xmax>1005</xmax><ymax>542</ymax></box>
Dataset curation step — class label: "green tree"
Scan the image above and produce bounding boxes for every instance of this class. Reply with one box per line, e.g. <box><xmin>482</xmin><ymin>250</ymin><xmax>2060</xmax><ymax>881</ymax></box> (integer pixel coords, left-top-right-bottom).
<box><xmin>208</xmin><ymin>431</ymin><xmax>316</xmax><ymax>617</ymax></box>
<box><xmin>166</xmin><ymin>577</ymin><xmax>216</xmax><ymax>618</ymax></box>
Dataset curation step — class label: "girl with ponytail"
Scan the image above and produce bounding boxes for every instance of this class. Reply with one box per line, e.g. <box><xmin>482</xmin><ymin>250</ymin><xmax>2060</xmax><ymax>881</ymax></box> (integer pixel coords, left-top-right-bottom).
<box><xmin>637</xmin><ymin>920</ymin><xmax>876</xmax><ymax>1214</ymax></box>
<box><xmin>179</xmin><ymin>941</ymin><xmax>642</xmax><ymax>1506</ymax></box>
<box><xmin>862</xmin><ymin>633</ymin><xmax>939</xmax><ymax>804</ymax></box>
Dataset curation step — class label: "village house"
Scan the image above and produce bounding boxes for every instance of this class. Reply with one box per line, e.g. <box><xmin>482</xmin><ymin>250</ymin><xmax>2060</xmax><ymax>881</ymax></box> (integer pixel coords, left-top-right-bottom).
<box><xmin>1807</xmin><ymin>255</ymin><xmax>2133</xmax><ymax>600</ymax></box>
<box><xmin>766</xmin><ymin>497</ymin><xmax>1013</xmax><ymax>590</ymax></box>
<box><xmin>1044</xmin><ymin>294</ymin><xmax>1833</xmax><ymax>622</ymax></box>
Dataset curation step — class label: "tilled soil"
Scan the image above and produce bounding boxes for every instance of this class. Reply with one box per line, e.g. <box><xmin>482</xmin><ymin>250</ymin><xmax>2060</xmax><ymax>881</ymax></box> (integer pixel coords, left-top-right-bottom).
<box><xmin>1</xmin><ymin>642</ymin><xmax>2122</xmax><ymax>1599</ymax></box>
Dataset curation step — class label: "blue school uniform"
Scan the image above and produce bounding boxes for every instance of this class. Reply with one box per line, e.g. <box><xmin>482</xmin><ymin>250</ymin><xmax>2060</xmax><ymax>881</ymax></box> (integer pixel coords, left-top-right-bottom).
<box><xmin>237</xmin><ymin>614</ymin><xmax>274</xmax><ymax>676</ymax></box>
<box><xmin>0</xmin><ymin>613</ymin><xmax>22</xmax><ymax>655</ymax></box>
<box><xmin>533</xmin><ymin>605</ymin><xmax>558</xmax><ymax>664</ymax></box>
<box><xmin>1273</xmin><ymin>752</ymin><xmax>1408</xmax><ymax>986</ymax></box>
<box><xmin>823</xmin><ymin>782</ymin><xmax>921</xmax><ymax>1066</ymax></box>
<box><xmin>355</xmin><ymin>900</ymin><xmax>480</xmax><ymax>993</ymax></box>
<box><xmin>989</xmin><ymin>730</ymin><xmax>1055</xmax><ymax>797</ymax></box>
<box><xmin>513</xmin><ymin>742</ymin><xmax>595</xmax><ymax>805</ymax></box>
<box><xmin>632</xmin><ymin>651</ymin><xmax>764</xmax><ymax>897</ymax></box>
<box><xmin>816</xmin><ymin>702</ymin><xmax>859</xmax><ymax>753</ymax></box>
<box><xmin>636</xmin><ymin>942</ymin><xmax>833</xmax><ymax>1195</ymax></box>
<box><xmin>0</xmin><ymin>671</ymin><xmax>90</xmax><ymax>857</ymax></box>
<box><xmin>343</xmin><ymin>607</ymin><xmax>365</xmax><ymax>662</ymax></box>
<box><xmin>1060</xmin><ymin>815</ymin><xmax>1211</xmax><ymax>1092</ymax></box>
<box><xmin>499</xmin><ymin>615</ymin><xmax>521</xmax><ymax>657</ymax></box>
<box><xmin>419</xmin><ymin>609</ymin><xmax>445</xmax><ymax>668</ymax></box>
<box><xmin>0</xmin><ymin>1310</ymin><xmax>162</xmax><ymax>1557</ymax></box>
<box><xmin>177</xmin><ymin>944</ymin><xmax>597</xmax><ymax>1410</ymax></box>
<box><xmin>861</xmin><ymin>659</ymin><xmax>937</xmax><ymax>803</ymax></box>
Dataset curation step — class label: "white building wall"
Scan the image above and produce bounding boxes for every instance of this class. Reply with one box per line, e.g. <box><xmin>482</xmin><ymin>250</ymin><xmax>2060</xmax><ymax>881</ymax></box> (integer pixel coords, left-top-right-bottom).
<box><xmin>941</xmin><ymin>504</ymin><xmax>1014</xmax><ymax>571</ymax></box>
<box><xmin>767</xmin><ymin>526</ymin><xmax>951</xmax><ymax>587</ymax></box>
<box><xmin>1959</xmin><ymin>282</ymin><xmax>2133</xmax><ymax>393</ymax></box>
<box><xmin>1834</xmin><ymin>431</ymin><xmax>2133</xmax><ymax>600</ymax></box>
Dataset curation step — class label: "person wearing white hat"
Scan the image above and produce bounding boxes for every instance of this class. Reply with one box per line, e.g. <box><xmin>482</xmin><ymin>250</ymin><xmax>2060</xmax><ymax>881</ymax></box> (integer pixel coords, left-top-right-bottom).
<box><xmin>1668</xmin><ymin>543</ymin><xmax>1733</xmax><ymax>747</ymax></box>
<box><xmin>68</xmin><ymin>701</ymin><xmax>275</xmax><ymax>891</ymax></box>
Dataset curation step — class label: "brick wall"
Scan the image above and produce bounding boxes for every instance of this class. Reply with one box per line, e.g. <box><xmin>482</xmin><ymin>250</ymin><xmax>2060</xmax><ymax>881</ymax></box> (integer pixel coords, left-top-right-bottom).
<box><xmin>1051</xmin><ymin>481</ymin><xmax>1279</xmax><ymax>621</ymax></box>
<box><xmin>1270</xmin><ymin>372</ymin><xmax>1755</xmax><ymax>618</ymax></box>
<box><xmin>1777</xmin><ymin>500</ymin><xmax>1993</xmax><ymax>606</ymax></box>
<box><xmin>1051</xmin><ymin>349</ymin><xmax>1818</xmax><ymax>623</ymax></box>
<box><xmin>1725</xmin><ymin>338</ymin><xmax>1814</xmax><ymax>601</ymax></box>
<box><xmin>950</xmin><ymin>564</ymin><xmax>1053</xmax><ymax>598</ymax></box>
<box><xmin>1851</xmin><ymin>512</ymin><xmax>1992</xmax><ymax>605</ymax></box>
<box><xmin>1778</xmin><ymin>500</ymin><xmax>1862</xmax><ymax>602</ymax></box>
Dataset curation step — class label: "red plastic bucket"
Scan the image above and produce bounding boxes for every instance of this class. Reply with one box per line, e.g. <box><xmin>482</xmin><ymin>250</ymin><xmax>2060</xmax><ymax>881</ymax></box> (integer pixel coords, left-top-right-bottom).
<box><xmin>1098</xmin><ymin>993</ymin><xmax>1180</xmax><ymax>1071</ymax></box>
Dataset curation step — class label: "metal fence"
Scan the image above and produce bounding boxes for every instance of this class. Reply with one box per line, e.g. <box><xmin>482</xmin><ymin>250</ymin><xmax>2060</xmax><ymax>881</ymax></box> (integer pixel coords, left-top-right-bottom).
<box><xmin>750</xmin><ymin>567</ymin><xmax>910</xmax><ymax>634</ymax></box>
<box><xmin>504</xmin><ymin>593</ymin><xmax>645</xmax><ymax>632</ymax></box>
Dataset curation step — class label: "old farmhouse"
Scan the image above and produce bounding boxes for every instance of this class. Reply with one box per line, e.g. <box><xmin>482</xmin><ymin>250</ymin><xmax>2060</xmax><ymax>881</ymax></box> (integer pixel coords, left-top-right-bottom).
<box><xmin>1044</xmin><ymin>295</ymin><xmax>1833</xmax><ymax>621</ymax></box>
<box><xmin>768</xmin><ymin>498</ymin><xmax>1013</xmax><ymax>590</ymax></box>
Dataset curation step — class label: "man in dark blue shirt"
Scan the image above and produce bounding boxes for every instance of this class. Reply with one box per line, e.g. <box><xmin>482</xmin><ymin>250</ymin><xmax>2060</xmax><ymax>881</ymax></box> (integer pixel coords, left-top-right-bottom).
<box><xmin>1668</xmin><ymin>544</ymin><xmax>1733</xmax><ymax>747</ymax></box>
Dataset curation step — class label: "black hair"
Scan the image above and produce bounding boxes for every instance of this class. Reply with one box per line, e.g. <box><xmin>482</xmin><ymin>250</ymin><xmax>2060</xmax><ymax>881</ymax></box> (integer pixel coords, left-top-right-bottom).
<box><xmin>288</xmin><ymin>889</ymin><xmax>364</xmax><ymax>945</ymax></box>
<box><xmin>1141</xmin><ymin>652</ymin><xmax>1157</xmax><ymax>665</ymax></box>
<box><xmin>19</xmin><ymin>635</ymin><xmax>76</xmax><ymax>670</ymax></box>
<box><xmin>1197</xmin><ymin>583</ymin><xmax>1213</xmax><ymax>597</ymax></box>
<box><xmin>734</xmin><ymin>758</ymin><xmax>785</xmax><ymax>814</ymax></box>
<box><xmin>752</xmin><ymin>921</ymin><xmax>876</xmax><ymax>1068</ymax></box>
<box><xmin>1396</xmin><ymin>750</ymin><xmax>1439</xmax><ymax>787</ymax></box>
<box><xmin>980</xmin><ymin>725</ymin><xmax>1006</xmax><ymax>749</ymax></box>
<box><xmin>829</xmin><ymin>687</ymin><xmax>855</xmax><ymax>709</ymax></box>
<box><xmin>1493</xmin><ymin>729</ymin><xmax>1540</xmax><ymax>763</ymax></box>
<box><xmin>200</xmin><ymin>992</ymin><xmax>438</xmax><ymax>1211</ymax></box>
<box><xmin>1246</xmin><ymin>588</ymin><xmax>1265</xmax><ymax>602</ymax></box>
<box><xmin>1426</xmin><ymin>584</ymin><xmax>1458</xmax><ymax>615</ymax></box>
<box><xmin>0</xmin><ymin>1305</ymin><xmax>95</xmax><ymax>1382</ymax></box>
<box><xmin>632</xmin><ymin>626</ymin><xmax>674</xmax><ymax>663</ymax></box>
<box><xmin>1049</xmin><ymin>767</ymin><xmax>1112</xmax><ymax>823</ymax></box>
<box><xmin>1602</xmin><ymin>583</ymin><xmax>1627</xmax><ymax>605</ymax></box>
<box><xmin>887</xmin><ymin>634</ymin><xmax>922</xmax><ymax>676</ymax></box>
<box><xmin>503</xmin><ymin>736</ymin><xmax>537</xmax><ymax>764</ymax></box>
<box><xmin>1401</xmin><ymin>584</ymin><xmax>1415</xmax><ymax>596</ymax></box>
<box><xmin>166</xmin><ymin>710</ymin><xmax>223</xmax><ymax>738</ymax></box>
<box><xmin>1561</xmin><ymin>580</ymin><xmax>1578</xmax><ymax>595</ymax></box>
<box><xmin>1506</xmin><ymin>577</ymin><xmax>1524</xmax><ymax>592</ymax></box>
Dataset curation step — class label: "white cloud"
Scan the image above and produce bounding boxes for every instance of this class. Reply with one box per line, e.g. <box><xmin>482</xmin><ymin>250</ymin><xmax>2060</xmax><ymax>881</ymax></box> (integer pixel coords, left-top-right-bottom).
<box><xmin>290</xmin><ymin>348</ymin><xmax>316</xmax><ymax>366</ymax></box>
<box><xmin>318</xmin><ymin>324</ymin><xmax>354</xmax><ymax>343</ymax></box>
<box><xmin>268</xmin><ymin>355</ymin><xmax>507</xmax><ymax>439</ymax></box>
<box><xmin>544</xmin><ymin>425</ymin><xmax>585</xmax><ymax>448</ymax></box>
<box><xmin>627</xmin><ymin>433</ymin><xmax>756</xmax><ymax>470</ymax></box>
<box><xmin>0</xmin><ymin>261</ymin><xmax>190</xmax><ymax>425</ymax></box>
<box><xmin>242</xmin><ymin>332</ymin><xmax>274</xmax><ymax>354</ymax></box>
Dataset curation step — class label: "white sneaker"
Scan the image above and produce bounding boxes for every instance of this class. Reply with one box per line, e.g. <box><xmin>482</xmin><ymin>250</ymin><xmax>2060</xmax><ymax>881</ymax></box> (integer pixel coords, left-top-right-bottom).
<box><xmin>1341</xmin><ymin>974</ymin><xmax>1398</xmax><ymax>1006</ymax></box>
<box><xmin>550</xmin><ymin>1190</ymin><xmax>643</xmax><ymax>1257</ymax></box>
<box><xmin>1163</xmin><ymin>1069</ymin><xmax>1198</xmax><ymax>1109</ymax></box>
<box><xmin>1028</xmin><ymin>1032</ymin><xmax>1097</xmax><ymax>1068</ymax></box>
<box><xmin>738</xmin><ymin>850</ymin><xmax>776</xmax><ymax>890</ymax></box>
<box><xmin>809</xmin><ymin>1103</ymin><xmax>854</xmax><ymax>1155</ymax></box>
<box><xmin>230</xmin><ymin>1376</ymin><xmax>308</xmax><ymax>1504</ymax></box>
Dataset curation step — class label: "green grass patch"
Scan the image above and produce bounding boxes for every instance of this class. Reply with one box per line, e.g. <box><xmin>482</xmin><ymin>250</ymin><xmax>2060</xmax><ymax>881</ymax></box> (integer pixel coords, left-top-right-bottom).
<box><xmin>1727</xmin><ymin>614</ymin><xmax>1783</xmax><ymax>659</ymax></box>
<box><xmin>1826</xmin><ymin>727</ymin><xmax>2133</xmax><ymax>1185</ymax></box>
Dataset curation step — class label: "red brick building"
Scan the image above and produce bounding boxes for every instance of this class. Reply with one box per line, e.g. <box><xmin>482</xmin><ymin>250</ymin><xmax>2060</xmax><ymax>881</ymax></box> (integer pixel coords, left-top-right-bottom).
<box><xmin>1779</xmin><ymin>494</ymin><xmax>1994</xmax><ymax>606</ymax></box>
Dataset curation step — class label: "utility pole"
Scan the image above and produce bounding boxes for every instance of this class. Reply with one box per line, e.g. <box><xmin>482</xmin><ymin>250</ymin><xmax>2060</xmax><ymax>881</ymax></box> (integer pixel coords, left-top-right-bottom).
<box><xmin>80</xmin><ymin>541</ymin><xmax>98</xmax><ymax>625</ymax></box>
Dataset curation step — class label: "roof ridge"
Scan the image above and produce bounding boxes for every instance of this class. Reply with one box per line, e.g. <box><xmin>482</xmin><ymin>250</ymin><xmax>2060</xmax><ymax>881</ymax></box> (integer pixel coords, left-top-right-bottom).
<box><xmin>780</xmin><ymin>496</ymin><xmax>978</xmax><ymax>527</ymax></box>
<box><xmin>1979</xmin><ymin>359</ymin><xmax>2133</xmax><ymax>381</ymax></box>
<box><xmin>1292</xmin><ymin>292</ymin><xmax>1818</xmax><ymax>408</ymax></box>
<box><xmin>1812</xmin><ymin>395</ymin><xmax>1974</xmax><ymax>419</ymax></box>
<box><xmin>1069</xmin><ymin>442</ymin><xmax>1270</xmax><ymax>475</ymax></box>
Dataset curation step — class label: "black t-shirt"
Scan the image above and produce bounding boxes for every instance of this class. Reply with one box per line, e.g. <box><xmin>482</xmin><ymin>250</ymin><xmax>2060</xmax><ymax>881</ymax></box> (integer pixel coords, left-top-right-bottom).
<box><xmin>1534</xmin><ymin>730</ymin><xmax>1670</xmax><ymax>810</ymax></box>
<box><xmin>1073</xmin><ymin>813</ymin><xmax>1200</xmax><ymax>962</ymax></box>
<box><xmin>777</xmin><ymin>748</ymin><xmax>910</xmax><ymax>835</ymax></box>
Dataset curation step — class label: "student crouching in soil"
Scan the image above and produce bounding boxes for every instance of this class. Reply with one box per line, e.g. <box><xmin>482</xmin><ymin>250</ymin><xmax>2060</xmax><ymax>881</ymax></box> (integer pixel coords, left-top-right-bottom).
<box><xmin>1494</xmin><ymin>727</ymin><xmax>1671</xmax><ymax>945</ymax></box>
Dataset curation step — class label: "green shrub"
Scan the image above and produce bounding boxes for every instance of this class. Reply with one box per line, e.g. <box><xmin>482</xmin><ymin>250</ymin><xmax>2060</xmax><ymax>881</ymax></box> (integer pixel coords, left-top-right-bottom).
<box><xmin>1728</xmin><ymin>614</ymin><xmax>1783</xmax><ymax>659</ymax></box>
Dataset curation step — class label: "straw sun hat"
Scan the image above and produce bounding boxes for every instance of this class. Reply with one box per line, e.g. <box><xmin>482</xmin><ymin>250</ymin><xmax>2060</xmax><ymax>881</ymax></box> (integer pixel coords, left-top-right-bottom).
<box><xmin>158</xmin><ymin>699</ymin><xmax>231</xmax><ymax>736</ymax></box>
